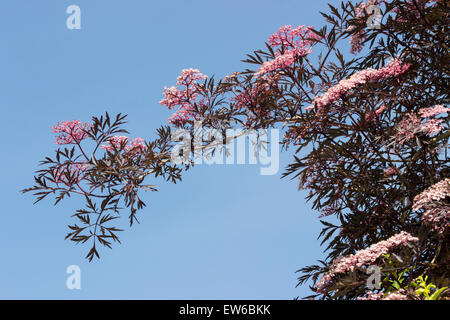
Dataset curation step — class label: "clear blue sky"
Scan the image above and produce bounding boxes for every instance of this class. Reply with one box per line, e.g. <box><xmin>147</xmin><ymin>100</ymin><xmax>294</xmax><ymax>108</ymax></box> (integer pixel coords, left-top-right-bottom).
<box><xmin>0</xmin><ymin>0</ymin><xmax>343</xmax><ymax>299</ymax></box>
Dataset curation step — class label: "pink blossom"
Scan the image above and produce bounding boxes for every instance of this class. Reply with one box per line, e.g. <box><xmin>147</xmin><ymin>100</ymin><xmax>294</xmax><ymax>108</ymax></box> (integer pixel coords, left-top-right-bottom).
<box><xmin>395</xmin><ymin>106</ymin><xmax>447</xmax><ymax>144</ymax></box>
<box><xmin>383</xmin><ymin>291</ymin><xmax>409</xmax><ymax>300</ymax></box>
<box><xmin>232</xmin><ymin>81</ymin><xmax>273</xmax><ymax>111</ymax></box>
<box><xmin>52</xmin><ymin>120</ymin><xmax>92</xmax><ymax>145</ymax></box>
<box><xmin>358</xmin><ymin>289</ymin><xmax>409</xmax><ymax>300</ymax></box>
<box><xmin>160</xmin><ymin>86</ymin><xmax>186</xmax><ymax>110</ymax></box>
<box><xmin>167</xmin><ymin>105</ymin><xmax>195</xmax><ymax>125</ymax></box>
<box><xmin>231</xmin><ymin>74</ymin><xmax>280</xmax><ymax>127</ymax></box>
<box><xmin>348</xmin><ymin>0</ymin><xmax>384</xmax><ymax>54</ymax></box>
<box><xmin>160</xmin><ymin>68</ymin><xmax>208</xmax><ymax>125</ymax></box>
<box><xmin>421</xmin><ymin>118</ymin><xmax>445</xmax><ymax>136</ymax></box>
<box><xmin>254</xmin><ymin>50</ymin><xmax>297</xmax><ymax>78</ymax></box>
<box><xmin>127</xmin><ymin>137</ymin><xmax>147</xmax><ymax>154</ymax></box>
<box><xmin>420</xmin><ymin>205</ymin><xmax>450</xmax><ymax>233</ymax></box>
<box><xmin>412</xmin><ymin>178</ymin><xmax>450</xmax><ymax>233</ymax></box>
<box><xmin>255</xmin><ymin>25</ymin><xmax>322</xmax><ymax>78</ymax></box>
<box><xmin>357</xmin><ymin>291</ymin><xmax>385</xmax><ymax>300</ymax></box>
<box><xmin>384</xmin><ymin>167</ymin><xmax>398</xmax><ymax>177</ymax></box>
<box><xmin>312</xmin><ymin>59</ymin><xmax>410</xmax><ymax>110</ymax></box>
<box><xmin>394</xmin><ymin>113</ymin><xmax>422</xmax><ymax>145</ymax></box>
<box><xmin>101</xmin><ymin>135</ymin><xmax>129</xmax><ymax>151</ymax></box>
<box><xmin>101</xmin><ymin>135</ymin><xmax>147</xmax><ymax>155</ymax></box>
<box><xmin>176</xmin><ymin>68</ymin><xmax>207</xmax><ymax>86</ymax></box>
<box><xmin>413</xmin><ymin>178</ymin><xmax>450</xmax><ymax>211</ymax></box>
<box><xmin>316</xmin><ymin>231</ymin><xmax>419</xmax><ymax>293</ymax></box>
<box><xmin>349</xmin><ymin>30</ymin><xmax>367</xmax><ymax>55</ymax></box>
<box><xmin>267</xmin><ymin>25</ymin><xmax>321</xmax><ymax>51</ymax></box>
<box><xmin>419</xmin><ymin>105</ymin><xmax>449</xmax><ymax>118</ymax></box>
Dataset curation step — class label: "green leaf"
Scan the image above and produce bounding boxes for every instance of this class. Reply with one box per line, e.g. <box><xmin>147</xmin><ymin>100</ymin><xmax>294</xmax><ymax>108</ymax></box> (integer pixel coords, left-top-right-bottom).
<box><xmin>429</xmin><ymin>287</ymin><xmax>447</xmax><ymax>300</ymax></box>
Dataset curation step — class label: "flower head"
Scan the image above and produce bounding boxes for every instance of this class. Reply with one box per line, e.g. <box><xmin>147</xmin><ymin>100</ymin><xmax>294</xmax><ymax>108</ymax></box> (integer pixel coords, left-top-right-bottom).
<box><xmin>101</xmin><ymin>135</ymin><xmax>147</xmax><ymax>155</ymax></box>
<box><xmin>316</xmin><ymin>231</ymin><xmax>419</xmax><ymax>293</ymax></box>
<box><xmin>255</xmin><ymin>25</ymin><xmax>322</xmax><ymax>78</ymax></box>
<box><xmin>313</xmin><ymin>59</ymin><xmax>410</xmax><ymax>110</ymax></box>
<box><xmin>160</xmin><ymin>69</ymin><xmax>208</xmax><ymax>125</ymax></box>
<box><xmin>52</xmin><ymin>120</ymin><xmax>92</xmax><ymax>145</ymax></box>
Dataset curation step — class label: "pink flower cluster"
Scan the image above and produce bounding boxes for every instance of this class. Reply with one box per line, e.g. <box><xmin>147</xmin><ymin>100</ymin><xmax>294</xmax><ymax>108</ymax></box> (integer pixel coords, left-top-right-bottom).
<box><xmin>101</xmin><ymin>135</ymin><xmax>147</xmax><ymax>154</ymax></box>
<box><xmin>254</xmin><ymin>51</ymin><xmax>297</xmax><ymax>78</ymax></box>
<box><xmin>358</xmin><ymin>289</ymin><xmax>409</xmax><ymax>300</ymax></box>
<box><xmin>101</xmin><ymin>135</ymin><xmax>129</xmax><ymax>151</ymax></box>
<box><xmin>266</xmin><ymin>25</ymin><xmax>319</xmax><ymax>49</ymax></box>
<box><xmin>349</xmin><ymin>30</ymin><xmax>367</xmax><ymax>55</ymax></box>
<box><xmin>357</xmin><ymin>290</ymin><xmax>385</xmax><ymax>300</ymax></box>
<box><xmin>128</xmin><ymin>137</ymin><xmax>146</xmax><ymax>153</ymax></box>
<box><xmin>383</xmin><ymin>291</ymin><xmax>409</xmax><ymax>300</ymax></box>
<box><xmin>231</xmin><ymin>74</ymin><xmax>280</xmax><ymax>126</ymax></box>
<box><xmin>394</xmin><ymin>113</ymin><xmax>422</xmax><ymax>144</ymax></box>
<box><xmin>412</xmin><ymin>178</ymin><xmax>450</xmax><ymax>233</ymax></box>
<box><xmin>419</xmin><ymin>104</ymin><xmax>449</xmax><ymax>118</ymax></box>
<box><xmin>316</xmin><ymin>231</ymin><xmax>419</xmax><ymax>293</ymax></box>
<box><xmin>254</xmin><ymin>25</ymin><xmax>322</xmax><ymax>78</ymax></box>
<box><xmin>312</xmin><ymin>59</ymin><xmax>410</xmax><ymax>110</ymax></box>
<box><xmin>159</xmin><ymin>68</ymin><xmax>207</xmax><ymax>125</ymax></box>
<box><xmin>422</xmin><ymin>118</ymin><xmax>445</xmax><ymax>136</ymax></box>
<box><xmin>383</xmin><ymin>166</ymin><xmax>399</xmax><ymax>177</ymax></box>
<box><xmin>52</xmin><ymin>120</ymin><xmax>92</xmax><ymax>145</ymax></box>
<box><xmin>349</xmin><ymin>0</ymin><xmax>383</xmax><ymax>54</ymax></box>
<box><xmin>420</xmin><ymin>206</ymin><xmax>450</xmax><ymax>233</ymax></box>
<box><xmin>232</xmin><ymin>82</ymin><xmax>272</xmax><ymax>111</ymax></box>
<box><xmin>395</xmin><ymin>105</ymin><xmax>448</xmax><ymax>145</ymax></box>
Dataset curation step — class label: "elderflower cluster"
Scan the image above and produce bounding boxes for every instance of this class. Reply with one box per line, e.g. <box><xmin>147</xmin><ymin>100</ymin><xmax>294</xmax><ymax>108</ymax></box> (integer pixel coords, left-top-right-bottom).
<box><xmin>316</xmin><ymin>231</ymin><xmax>419</xmax><ymax>293</ymax></box>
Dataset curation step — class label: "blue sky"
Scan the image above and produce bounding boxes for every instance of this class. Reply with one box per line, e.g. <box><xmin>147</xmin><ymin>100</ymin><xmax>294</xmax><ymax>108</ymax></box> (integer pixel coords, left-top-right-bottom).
<box><xmin>0</xmin><ymin>0</ymin><xmax>343</xmax><ymax>299</ymax></box>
